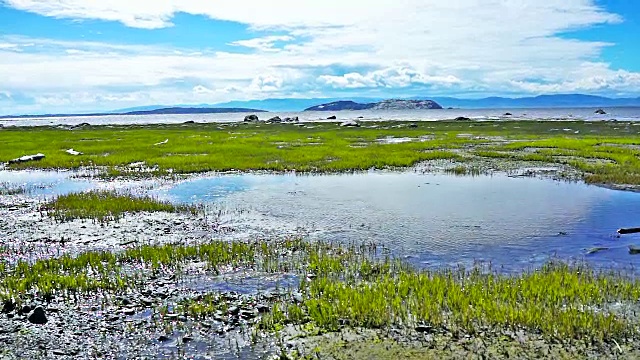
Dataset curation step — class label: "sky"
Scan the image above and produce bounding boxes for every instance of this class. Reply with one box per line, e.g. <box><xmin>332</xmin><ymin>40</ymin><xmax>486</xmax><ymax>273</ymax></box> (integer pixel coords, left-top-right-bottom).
<box><xmin>0</xmin><ymin>0</ymin><xmax>639</xmax><ymax>115</ymax></box>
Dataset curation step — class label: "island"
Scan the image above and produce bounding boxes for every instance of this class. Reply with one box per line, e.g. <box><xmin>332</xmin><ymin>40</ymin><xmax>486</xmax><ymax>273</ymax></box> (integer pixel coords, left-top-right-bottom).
<box><xmin>304</xmin><ymin>99</ymin><xmax>443</xmax><ymax>111</ymax></box>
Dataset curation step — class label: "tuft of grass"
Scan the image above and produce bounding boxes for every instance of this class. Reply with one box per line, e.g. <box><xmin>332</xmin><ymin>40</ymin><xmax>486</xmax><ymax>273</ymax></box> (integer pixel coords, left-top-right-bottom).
<box><xmin>43</xmin><ymin>190</ymin><xmax>198</xmax><ymax>222</ymax></box>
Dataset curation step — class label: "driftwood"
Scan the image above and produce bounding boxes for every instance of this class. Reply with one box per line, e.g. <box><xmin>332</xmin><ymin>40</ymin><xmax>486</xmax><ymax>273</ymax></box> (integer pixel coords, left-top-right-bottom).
<box><xmin>617</xmin><ymin>228</ymin><xmax>640</xmax><ymax>235</ymax></box>
<box><xmin>8</xmin><ymin>153</ymin><xmax>45</xmax><ymax>164</ymax></box>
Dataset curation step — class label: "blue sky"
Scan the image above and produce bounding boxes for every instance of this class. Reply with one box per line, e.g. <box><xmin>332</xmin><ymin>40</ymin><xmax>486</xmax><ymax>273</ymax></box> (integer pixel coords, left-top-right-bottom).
<box><xmin>0</xmin><ymin>0</ymin><xmax>639</xmax><ymax>115</ymax></box>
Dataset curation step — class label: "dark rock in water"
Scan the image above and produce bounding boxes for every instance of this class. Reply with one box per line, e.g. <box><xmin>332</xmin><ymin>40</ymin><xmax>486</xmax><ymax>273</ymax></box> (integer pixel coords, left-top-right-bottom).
<box><xmin>357</xmin><ymin>116</ymin><xmax>364</xmax><ymax>119</ymax></box>
<box><xmin>183</xmin><ymin>120</ymin><xmax>196</xmax><ymax>124</ymax></box>
<box><xmin>447</xmin><ymin>107</ymin><xmax>454</xmax><ymax>109</ymax></box>
<box><xmin>504</xmin><ymin>112</ymin><xmax>513</xmax><ymax>116</ymax></box>
<box><xmin>327</xmin><ymin>115</ymin><xmax>337</xmax><ymax>120</ymax></box>
<box><xmin>8</xmin><ymin>153</ymin><xmax>45</xmax><ymax>164</ymax></box>
<box><xmin>454</xmin><ymin>117</ymin><xmax>471</xmax><ymax>121</ymax></box>
<box><xmin>283</xmin><ymin>116</ymin><xmax>299</xmax><ymax>123</ymax></box>
<box><xmin>244</xmin><ymin>114</ymin><xmax>259</xmax><ymax>122</ymax></box>
<box><xmin>340</xmin><ymin>120</ymin><xmax>361</xmax><ymax>127</ymax></box>
<box><xmin>267</xmin><ymin>116</ymin><xmax>282</xmax><ymax>123</ymax></box>
<box><xmin>629</xmin><ymin>245</ymin><xmax>640</xmax><ymax>255</ymax></box>
<box><xmin>595</xmin><ymin>109</ymin><xmax>607</xmax><ymax>115</ymax></box>
<box><xmin>182</xmin><ymin>336</ymin><xmax>194</xmax><ymax>343</ymax></box>
<box><xmin>27</xmin><ymin>306</ymin><xmax>47</xmax><ymax>325</ymax></box>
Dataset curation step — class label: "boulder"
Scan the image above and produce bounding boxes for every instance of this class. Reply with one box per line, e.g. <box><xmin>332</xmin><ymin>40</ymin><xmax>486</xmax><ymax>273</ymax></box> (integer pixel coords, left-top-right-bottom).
<box><xmin>267</xmin><ymin>116</ymin><xmax>282</xmax><ymax>123</ymax></box>
<box><xmin>504</xmin><ymin>112</ymin><xmax>513</xmax><ymax>116</ymax></box>
<box><xmin>283</xmin><ymin>117</ymin><xmax>299</xmax><ymax>123</ymax></box>
<box><xmin>595</xmin><ymin>109</ymin><xmax>607</xmax><ymax>115</ymax></box>
<box><xmin>454</xmin><ymin>117</ymin><xmax>471</xmax><ymax>121</ymax></box>
<box><xmin>340</xmin><ymin>120</ymin><xmax>361</xmax><ymax>127</ymax></box>
<box><xmin>244</xmin><ymin>114</ymin><xmax>259</xmax><ymax>122</ymax></box>
<box><xmin>327</xmin><ymin>115</ymin><xmax>337</xmax><ymax>120</ymax></box>
<box><xmin>183</xmin><ymin>120</ymin><xmax>196</xmax><ymax>124</ymax></box>
<box><xmin>8</xmin><ymin>153</ymin><xmax>45</xmax><ymax>164</ymax></box>
<box><xmin>27</xmin><ymin>306</ymin><xmax>48</xmax><ymax>325</ymax></box>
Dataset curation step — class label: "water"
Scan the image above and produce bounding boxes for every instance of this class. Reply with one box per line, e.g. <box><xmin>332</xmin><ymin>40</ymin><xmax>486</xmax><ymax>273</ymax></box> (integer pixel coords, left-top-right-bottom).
<box><xmin>159</xmin><ymin>172</ymin><xmax>640</xmax><ymax>272</ymax></box>
<box><xmin>1</xmin><ymin>107</ymin><xmax>639</xmax><ymax>127</ymax></box>
<box><xmin>2</xmin><ymin>169</ymin><xmax>639</xmax><ymax>272</ymax></box>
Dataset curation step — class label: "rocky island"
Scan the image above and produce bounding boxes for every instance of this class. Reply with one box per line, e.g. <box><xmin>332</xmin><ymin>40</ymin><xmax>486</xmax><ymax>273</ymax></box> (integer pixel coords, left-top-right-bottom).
<box><xmin>304</xmin><ymin>99</ymin><xmax>442</xmax><ymax>111</ymax></box>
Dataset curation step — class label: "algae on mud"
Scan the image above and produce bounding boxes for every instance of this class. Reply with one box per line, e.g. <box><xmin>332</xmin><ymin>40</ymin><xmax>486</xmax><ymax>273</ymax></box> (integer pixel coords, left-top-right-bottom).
<box><xmin>1</xmin><ymin>120</ymin><xmax>639</xmax><ymax>188</ymax></box>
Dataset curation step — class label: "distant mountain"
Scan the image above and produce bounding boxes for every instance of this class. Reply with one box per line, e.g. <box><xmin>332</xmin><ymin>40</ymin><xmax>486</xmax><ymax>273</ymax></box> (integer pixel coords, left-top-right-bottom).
<box><xmin>0</xmin><ymin>107</ymin><xmax>265</xmax><ymax>119</ymax></box>
<box><xmin>304</xmin><ymin>99</ymin><xmax>442</xmax><ymax>111</ymax></box>
<box><xmin>426</xmin><ymin>94</ymin><xmax>640</xmax><ymax>109</ymax></box>
<box><xmin>212</xmin><ymin>97</ymin><xmax>383</xmax><ymax>112</ymax></box>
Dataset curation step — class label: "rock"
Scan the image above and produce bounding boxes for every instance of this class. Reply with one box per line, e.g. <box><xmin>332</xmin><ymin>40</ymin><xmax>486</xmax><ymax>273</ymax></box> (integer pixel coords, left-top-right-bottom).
<box><xmin>1</xmin><ymin>300</ymin><xmax>15</xmax><ymax>313</ymax></box>
<box><xmin>20</xmin><ymin>305</ymin><xmax>31</xmax><ymax>314</ymax></box>
<box><xmin>595</xmin><ymin>109</ymin><xmax>607</xmax><ymax>115</ymax></box>
<box><xmin>504</xmin><ymin>112</ymin><xmax>513</xmax><ymax>116</ymax></box>
<box><xmin>157</xmin><ymin>335</ymin><xmax>171</xmax><ymax>342</ymax></box>
<box><xmin>415</xmin><ymin>324</ymin><xmax>433</xmax><ymax>333</ymax></box>
<box><xmin>244</xmin><ymin>114</ymin><xmax>259</xmax><ymax>122</ymax></box>
<box><xmin>182</xmin><ymin>336</ymin><xmax>194</xmax><ymax>343</ymax></box>
<box><xmin>267</xmin><ymin>116</ymin><xmax>282</xmax><ymax>123</ymax></box>
<box><xmin>183</xmin><ymin>121</ymin><xmax>196</xmax><ymax>124</ymax></box>
<box><xmin>340</xmin><ymin>120</ymin><xmax>361</xmax><ymax>127</ymax></box>
<box><xmin>228</xmin><ymin>306</ymin><xmax>240</xmax><ymax>315</ymax></box>
<box><xmin>454</xmin><ymin>117</ymin><xmax>471</xmax><ymax>121</ymax></box>
<box><xmin>65</xmin><ymin>149</ymin><xmax>83</xmax><ymax>156</ymax></box>
<box><xmin>140</xmin><ymin>297</ymin><xmax>154</xmax><ymax>306</ymax></box>
<box><xmin>27</xmin><ymin>306</ymin><xmax>48</xmax><ymax>325</ymax></box>
<box><xmin>292</xmin><ymin>293</ymin><xmax>304</xmax><ymax>303</ymax></box>
<box><xmin>409</xmin><ymin>123</ymin><xmax>418</xmax><ymax>128</ymax></box>
<box><xmin>8</xmin><ymin>153</ymin><xmax>45</xmax><ymax>164</ymax></box>
<box><xmin>327</xmin><ymin>115</ymin><xmax>337</xmax><ymax>120</ymax></box>
<box><xmin>256</xmin><ymin>304</ymin><xmax>270</xmax><ymax>314</ymax></box>
<box><xmin>629</xmin><ymin>245</ymin><xmax>640</xmax><ymax>255</ymax></box>
<box><xmin>283</xmin><ymin>117</ymin><xmax>299</xmax><ymax>123</ymax></box>
<box><xmin>71</xmin><ymin>123</ymin><xmax>91</xmax><ymax>130</ymax></box>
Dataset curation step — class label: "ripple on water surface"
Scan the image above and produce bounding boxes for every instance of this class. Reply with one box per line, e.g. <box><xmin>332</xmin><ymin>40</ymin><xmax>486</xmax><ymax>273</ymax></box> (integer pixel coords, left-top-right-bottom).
<box><xmin>159</xmin><ymin>171</ymin><xmax>640</xmax><ymax>273</ymax></box>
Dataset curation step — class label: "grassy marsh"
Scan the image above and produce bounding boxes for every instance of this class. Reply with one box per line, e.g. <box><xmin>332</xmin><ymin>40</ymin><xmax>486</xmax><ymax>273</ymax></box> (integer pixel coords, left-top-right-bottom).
<box><xmin>1</xmin><ymin>120</ymin><xmax>639</xmax><ymax>186</ymax></box>
<box><xmin>43</xmin><ymin>190</ymin><xmax>198</xmax><ymax>222</ymax></box>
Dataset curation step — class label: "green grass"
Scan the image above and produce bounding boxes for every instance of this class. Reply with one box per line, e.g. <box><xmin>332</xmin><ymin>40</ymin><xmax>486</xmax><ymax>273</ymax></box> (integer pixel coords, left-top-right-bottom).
<box><xmin>43</xmin><ymin>190</ymin><xmax>198</xmax><ymax>222</ymax></box>
<box><xmin>1</xmin><ymin>237</ymin><xmax>639</xmax><ymax>344</ymax></box>
<box><xmin>1</xmin><ymin>120</ymin><xmax>638</xmax><ymax>186</ymax></box>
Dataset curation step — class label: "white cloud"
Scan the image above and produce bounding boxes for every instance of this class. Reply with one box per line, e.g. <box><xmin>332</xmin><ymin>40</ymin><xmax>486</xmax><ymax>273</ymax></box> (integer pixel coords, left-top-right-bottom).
<box><xmin>230</xmin><ymin>35</ymin><xmax>294</xmax><ymax>52</ymax></box>
<box><xmin>1</xmin><ymin>0</ymin><xmax>639</xmax><ymax>114</ymax></box>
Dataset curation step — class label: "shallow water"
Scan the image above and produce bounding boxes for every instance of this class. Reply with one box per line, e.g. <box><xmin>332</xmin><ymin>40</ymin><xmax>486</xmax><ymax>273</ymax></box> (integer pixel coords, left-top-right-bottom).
<box><xmin>159</xmin><ymin>172</ymin><xmax>640</xmax><ymax>272</ymax></box>
<box><xmin>1</xmin><ymin>107</ymin><xmax>639</xmax><ymax>127</ymax></box>
<box><xmin>2</xmin><ymin>169</ymin><xmax>640</xmax><ymax>272</ymax></box>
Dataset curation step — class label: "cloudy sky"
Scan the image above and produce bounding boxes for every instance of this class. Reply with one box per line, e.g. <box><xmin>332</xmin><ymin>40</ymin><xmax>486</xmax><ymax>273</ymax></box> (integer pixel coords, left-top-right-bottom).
<box><xmin>0</xmin><ymin>0</ymin><xmax>639</xmax><ymax>114</ymax></box>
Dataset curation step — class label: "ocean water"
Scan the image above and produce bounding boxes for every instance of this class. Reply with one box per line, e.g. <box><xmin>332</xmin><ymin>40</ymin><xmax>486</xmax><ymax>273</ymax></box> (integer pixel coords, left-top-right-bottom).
<box><xmin>1</xmin><ymin>107</ymin><xmax>639</xmax><ymax>127</ymax></box>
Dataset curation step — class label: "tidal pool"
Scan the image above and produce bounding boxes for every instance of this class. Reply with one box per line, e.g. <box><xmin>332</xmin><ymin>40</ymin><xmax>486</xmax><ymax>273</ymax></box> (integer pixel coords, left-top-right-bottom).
<box><xmin>160</xmin><ymin>171</ymin><xmax>640</xmax><ymax>272</ymax></box>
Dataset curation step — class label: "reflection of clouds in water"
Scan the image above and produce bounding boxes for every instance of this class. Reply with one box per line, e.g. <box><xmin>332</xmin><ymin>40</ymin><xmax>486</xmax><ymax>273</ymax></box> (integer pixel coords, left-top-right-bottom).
<box><xmin>0</xmin><ymin>170</ymin><xmax>94</xmax><ymax>197</ymax></box>
<box><xmin>164</xmin><ymin>172</ymin><xmax>640</xmax><ymax>271</ymax></box>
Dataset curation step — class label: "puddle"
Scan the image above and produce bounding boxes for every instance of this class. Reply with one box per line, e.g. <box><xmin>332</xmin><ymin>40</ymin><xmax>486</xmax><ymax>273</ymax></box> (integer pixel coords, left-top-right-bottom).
<box><xmin>0</xmin><ymin>170</ymin><xmax>93</xmax><ymax>197</ymax></box>
<box><xmin>158</xmin><ymin>171</ymin><xmax>640</xmax><ymax>272</ymax></box>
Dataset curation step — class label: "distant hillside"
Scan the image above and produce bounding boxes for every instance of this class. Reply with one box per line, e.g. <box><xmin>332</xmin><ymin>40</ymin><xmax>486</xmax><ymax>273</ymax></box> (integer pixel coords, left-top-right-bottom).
<box><xmin>427</xmin><ymin>94</ymin><xmax>640</xmax><ymax>109</ymax></box>
<box><xmin>0</xmin><ymin>107</ymin><xmax>265</xmax><ymax>119</ymax></box>
<box><xmin>304</xmin><ymin>99</ymin><xmax>442</xmax><ymax>111</ymax></box>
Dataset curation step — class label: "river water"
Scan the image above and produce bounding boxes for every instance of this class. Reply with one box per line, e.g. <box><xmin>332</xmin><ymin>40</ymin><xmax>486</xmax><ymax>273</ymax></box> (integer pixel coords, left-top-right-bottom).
<box><xmin>1</xmin><ymin>107</ymin><xmax>639</xmax><ymax>127</ymax></box>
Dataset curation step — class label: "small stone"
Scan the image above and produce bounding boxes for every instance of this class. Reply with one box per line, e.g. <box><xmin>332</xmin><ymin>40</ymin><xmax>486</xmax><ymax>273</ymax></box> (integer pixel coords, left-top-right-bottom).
<box><xmin>256</xmin><ymin>304</ymin><xmax>270</xmax><ymax>313</ymax></box>
<box><xmin>228</xmin><ymin>306</ymin><xmax>240</xmax><ymax>315</ymax></box>
<box><xmin>157</xmin><ymin>335</ymin><xmax>171</xmax><ymax>342</ymax></box>
<box><xmin>27</xmin><ymin>306</ymin><xmax>48</xmax><ymax>325</ymax></box>
<box><xmin>182</xmin><ymin>336</ymin><xmax>194</xmax><ymax>343</ymax></box>
<box><xmin>415</xmin><ymin>325</ymin><xmax>433</xmax><ymax>333</ymax></box>
<box><xmin>140</xmin><ymin>297</ymin><xmax>154</xmax><ymax>306</ymax></box>
<box><xmin>20</xmin><ymin>305</ymin><xmax>31</xmax><ymax>314</ymax></box>
<box><xmin>123</xmin><ymin>308</ymin><xmax>136</xmax><ymax>316</ymax></box>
